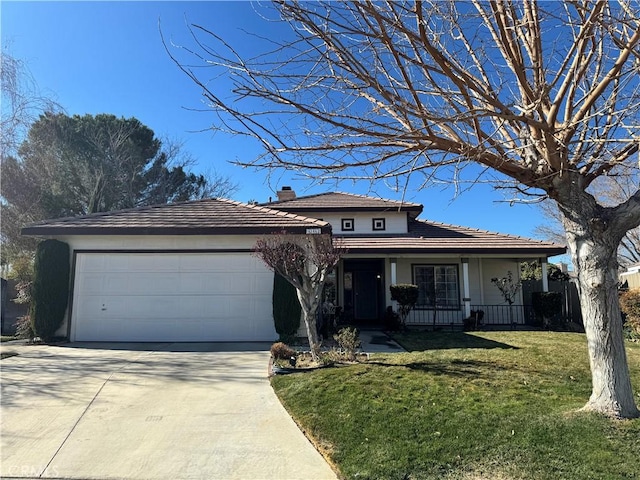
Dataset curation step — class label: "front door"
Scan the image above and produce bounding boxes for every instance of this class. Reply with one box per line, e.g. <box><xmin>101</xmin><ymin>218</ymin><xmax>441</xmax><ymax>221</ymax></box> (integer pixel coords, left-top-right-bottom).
<box><xmin>354</xmin><ymin>270</ymin><xmax>379</xmax><ymax>320</ymax></box>
<box><xmin>343</xmin><ymin>259</ymin><xmax>384</xmax><ymax>324</ymax></box>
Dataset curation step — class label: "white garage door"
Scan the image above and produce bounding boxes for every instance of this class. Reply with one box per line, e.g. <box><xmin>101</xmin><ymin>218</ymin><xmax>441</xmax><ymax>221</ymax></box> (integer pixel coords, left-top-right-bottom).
<box><xmin>71</xmin><ymin>252</ymin><xmax>276</xmax><ymax>342</ymax></box>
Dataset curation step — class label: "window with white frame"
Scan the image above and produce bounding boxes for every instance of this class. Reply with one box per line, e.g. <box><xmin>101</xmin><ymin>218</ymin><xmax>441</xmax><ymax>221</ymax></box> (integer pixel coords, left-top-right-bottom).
<box><xmin>413</xmin><ymin>264</ymin><xmax>460</xmax><ymax>309</ymax></box>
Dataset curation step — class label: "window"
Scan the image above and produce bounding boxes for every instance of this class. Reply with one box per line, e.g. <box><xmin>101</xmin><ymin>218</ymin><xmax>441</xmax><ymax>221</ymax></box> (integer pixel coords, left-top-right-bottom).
<box><xmin>413</xmin><ymin>264</ymin><xmax>460</xmax><ymax>309</ymax></box>
<box><xmin>372</xmin><ymin>218</ymin><xmax>386</xmax><ymax>231</ymax></box>
<box><xmin>341</xmin><ymin>218</ymin><xmax>354</xmax><ymax>231</ymax></box>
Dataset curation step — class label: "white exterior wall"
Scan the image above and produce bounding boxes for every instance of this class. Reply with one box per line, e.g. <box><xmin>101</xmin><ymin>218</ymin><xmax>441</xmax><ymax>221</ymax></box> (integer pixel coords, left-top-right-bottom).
<box><xmin>50</xmin><ymin>231</ymin><xmax>536</xmax><ymax>338</ymax></box>
<box><xmin>294</xmin><ymin>212</ymin><xmax>408</xmax><ymax>234</ymax></box>
<box><xmin>479</xmin><ymin>258</ymin><xmax>523</xmax><ymax>305</ymax></box>
<box><xmin>57</xmin><ymin>234</ymin><xmax>258</xmax><ymax>251</ymax></box>
<box><xmin>620</xmin><ymin>271</ymin><xmax>640</xmax><ymax>289</ymax></box>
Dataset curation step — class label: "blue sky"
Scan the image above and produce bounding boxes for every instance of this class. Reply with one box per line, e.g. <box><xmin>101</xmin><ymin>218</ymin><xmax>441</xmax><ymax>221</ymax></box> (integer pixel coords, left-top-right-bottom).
<box><xmin>2</xmin><ymin>1</ymin><xmax>560</xmax><ymax>253</ymax></box>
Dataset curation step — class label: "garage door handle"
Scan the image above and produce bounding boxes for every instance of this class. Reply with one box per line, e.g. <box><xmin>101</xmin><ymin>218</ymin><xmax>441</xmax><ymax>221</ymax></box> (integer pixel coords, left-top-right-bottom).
<box><xmin>101</xmin><ymin>304</ymin><xmax>107</xmax><ymax>311</ymax></box>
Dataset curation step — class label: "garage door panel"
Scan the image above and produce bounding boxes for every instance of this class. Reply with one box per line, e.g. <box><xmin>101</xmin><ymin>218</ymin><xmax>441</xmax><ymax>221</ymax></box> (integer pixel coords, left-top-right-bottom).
<box><xmin>180</xmin><ymin>254</ymin><xmax>240</xmax><ymax>271</ymax></box>
<box><xmin>77</xmin><ymin>254</ymin><xmax>107</xmax><ymax>272</ymax></box>
<box><xmin>71</xmin><ymin>252</ymin><xmax>276</xmax><ymax>342</ymax></box>
<box><xmin>73</xmin><ymin>295</ymin><xmax>104</xmax><ymax>318</ymax></box>
<box><xmin>74</xmin><ymin>294</ymin><xmax>271</xmax><ymax>320</ymax></box>
<box><xmin>76</xmin><ymin>274</ymin><xmax>107</xmax><ymax>295</ymax></box>
<box><xmin>125</xmin><ymin>255</ymin><xmax>181</xmax><ymax>272</ymax></box>
<box><xmin>177</xmin><ymin>273</ymin><xmax>212</xmax><ymax>294</ymax></box>
<box><xmin>76</xmin><ymin>316</ymin><xmax>275</xmax><ymax>342</ymax></box>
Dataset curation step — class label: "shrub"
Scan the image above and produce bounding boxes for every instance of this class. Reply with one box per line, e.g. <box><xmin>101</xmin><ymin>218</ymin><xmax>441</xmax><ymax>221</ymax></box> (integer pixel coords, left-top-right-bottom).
<box><xmin>463</xmin><ymin>310</ymin><xmax>484</xmax><ymax>331</ymax></box>
<box><xmin>272</xmin><ymin>273</ymin><xmax>301</xmax><ymax>339</ymax></box>
<box><xmin>333</xmin><ymin>327</ymin><xmax>361</xmax><ymax>361</ymax></box>
<box><xmin>384</xmin><ymin>306</ymin><xmax>402</xmax><ymax>331</ymax></box>
<box><xmin>491</xmin><ymin>271</ymin><xmax>522</xmax><ymax>305</ymax></box>
<box><xmin>520</xmin><ymin>260</ymin><xmax>570</xmax><ymax>282</ymax></box>
<box><xmin>619</xmin><ymin>289</ymin><xmax>640</xmax><ymax>338</ymax></box>
<box><xmin>30</xmin><ymin>239</ymin><xmax>70</xmax><ymax>342</ymax></box>
<box><xmin>7</xmin><ymin>253</ymin><xmax>34</xmax><ymax>283</ymax></box>
<box><xmin>390</xmin><ymin>284</ymin><xmax>419</xmax><ymax>328</ymax></box>
<box><xmin>8</xmin><ymin>253</ymin><xmax>34</xmax><ymax>305</ymax></box>
<box><xmin>270</xmin><ymin>341</ymin><xmax>296</xmax><ymax>360</ymax></box>
<box><xmin>14</xmin><ymin>315</ymin><xmax>34</xmax><ymax>340</ymax></box>
<box><xmin>532</xmin><ymin>291</ymin><xmax>563</xmax><ymax>329</ymax></box>
<box><xmin>13</xmin><ymin>280</ymin><xmax>32</xmax><ymax>305</ymax></box>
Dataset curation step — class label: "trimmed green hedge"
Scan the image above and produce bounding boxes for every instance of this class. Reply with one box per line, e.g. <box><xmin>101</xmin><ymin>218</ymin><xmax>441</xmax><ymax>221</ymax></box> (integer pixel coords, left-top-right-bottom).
<box><xmin>30</xmin><ymin>239</ymin><xmax>70</xmax><ymax>342</ymax></box>
<box><xmin>272</xmin><ymin>273</ymin><xmax>301</xmax><ymax>339</ymax></box>
<box><xmin>390</xmin><ymin>284</ymin><xmax>419</xmax><ymax>327</ymax></box>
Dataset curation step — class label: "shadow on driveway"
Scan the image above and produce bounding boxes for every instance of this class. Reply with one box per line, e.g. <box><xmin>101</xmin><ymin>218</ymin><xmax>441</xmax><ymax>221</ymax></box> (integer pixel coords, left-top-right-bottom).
<box><xmin>61</xmin><ymin>341</ymin><xmax>274</xmax><ymax>352</ymax></box>
<box><xmin>1</xmin><ymin>342</ymin><xmax>337</xmax><ymax>479</ymax></box>
<box><xmin>0</xmin><ymin>343</ymin><xmax>272</xmax><ymax>409</ymax></box>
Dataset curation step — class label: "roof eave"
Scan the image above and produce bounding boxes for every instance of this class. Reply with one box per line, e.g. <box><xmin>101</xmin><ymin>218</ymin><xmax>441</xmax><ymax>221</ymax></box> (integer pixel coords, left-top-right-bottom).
<box><xmin>21</xmin><ymin>225</ymin><xmax>333</xmax><ymax>237</ymax></box>
<box><xmin>343</xmin><ymin>246</ymin><xmax>567</xmax><ymax>256</ymax></box>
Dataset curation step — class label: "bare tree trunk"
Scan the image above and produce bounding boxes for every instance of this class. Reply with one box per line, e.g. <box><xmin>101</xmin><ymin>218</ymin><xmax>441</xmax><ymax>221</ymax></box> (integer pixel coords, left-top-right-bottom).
<box><xmin>559</xmin><ymin>192</ymin><xmax>639</xmax><ymax>418</ymax></box>
<box><xmin>296</xmin><ymin>283</ymin><xmax>323</xmax><ymax>362</ymax></box>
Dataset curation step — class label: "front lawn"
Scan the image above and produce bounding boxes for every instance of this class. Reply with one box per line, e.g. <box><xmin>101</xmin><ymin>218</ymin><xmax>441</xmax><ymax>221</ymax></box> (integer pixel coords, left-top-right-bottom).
<box><xmin>271</xmin><ymin>331</ymin><xmax>640</xmax><ymax>480</ymax></box>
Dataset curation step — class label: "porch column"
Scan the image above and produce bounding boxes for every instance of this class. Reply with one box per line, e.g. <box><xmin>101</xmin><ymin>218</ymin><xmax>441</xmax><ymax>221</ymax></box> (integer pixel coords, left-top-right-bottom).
<box><xmin>390</xmin><ymin>258</ymin><xmax>397</xmax><ymax>308</ymax></box>
<box><xmin>461</xmin><ymin>258</ymin><xmax>471</xmax><ymax>317</ymax></box>
<box><xmin>540</xmin><ymin>258</ymin><xmax>549</xmax><ymax>292</ymax></box>
<box><xmin>390</xmin><ymin>258</ymin><xmax>397</xmax><ymax>285</ymax></box>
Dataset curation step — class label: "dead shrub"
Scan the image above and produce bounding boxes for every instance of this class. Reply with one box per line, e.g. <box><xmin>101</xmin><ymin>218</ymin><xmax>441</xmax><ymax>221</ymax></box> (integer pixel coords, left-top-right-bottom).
<box><xmin>333</xmin><ymin>327</ymin><xmax>361</xmax><ymax>361</ymax></box>
<box><xmin>270</xmin><ymin>341</ymin><xmax>296</xmax><ymax>360</ymax></box>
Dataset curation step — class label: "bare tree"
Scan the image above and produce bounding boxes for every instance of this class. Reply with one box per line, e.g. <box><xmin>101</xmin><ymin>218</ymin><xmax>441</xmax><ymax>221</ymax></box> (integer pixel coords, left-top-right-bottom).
<box><xmin>537</xmin><ymin>173</ymin><xmax>640</xmax><ymax>269</ymax></box>
<box><xmin>168</xmin><ymin>1</ymin><xmax>640</xmax><ymax>418</ymax></box>
<box><xmin>254</xmin><ymin>233</ymin><xmax>342</xmax><ymax>361</ymax></box>
<box><xmin>1</xmin><ymin>50</ymin><xmax>61</xmax><ymax>158</ymax></box>
<box><xmin>157</xmin><ymin>136</ymin><xmax>239</xmax><ymax>200</ymax></box>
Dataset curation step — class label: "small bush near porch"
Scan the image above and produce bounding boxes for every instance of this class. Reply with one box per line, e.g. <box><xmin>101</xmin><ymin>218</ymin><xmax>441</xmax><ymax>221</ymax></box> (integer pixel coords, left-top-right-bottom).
<box><xmin>271</xmin><ymin>332</ymin><xmax>640</xmax><ymax>480</ymax></box>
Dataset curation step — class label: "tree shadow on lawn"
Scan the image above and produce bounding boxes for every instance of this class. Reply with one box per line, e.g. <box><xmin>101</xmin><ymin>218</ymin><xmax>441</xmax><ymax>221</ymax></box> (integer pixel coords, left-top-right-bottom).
<box><xmin>368</xmin><ymin>358</ymin><xmax>512</xmax><ymax>378</ymax></box>
<box><xmin>392</xmin><ymin>331</ymin><xmax>519</xmax><ymax>351</ymax></box>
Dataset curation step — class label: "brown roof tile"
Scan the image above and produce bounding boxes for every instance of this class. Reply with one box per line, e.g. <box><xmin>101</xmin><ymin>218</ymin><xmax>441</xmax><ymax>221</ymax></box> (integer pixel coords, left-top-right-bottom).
<box><xmin>264</xmin><ymin>192</ymin><xmax>423</xmax><ymax>216</ymax></box>
<box><xmin>21</xmin><ymin>194</ymin><xmax>565</xmax><ymax>256</ymax></box>
<box><xmin>21</xmin><ymin>198</ymin><xmax>331</xmax><ymax>236</ymax></box>
<box><xmin>336</xmin><ymin>219</ymin><xmax>565</xmax><ymax>256</ymax></box>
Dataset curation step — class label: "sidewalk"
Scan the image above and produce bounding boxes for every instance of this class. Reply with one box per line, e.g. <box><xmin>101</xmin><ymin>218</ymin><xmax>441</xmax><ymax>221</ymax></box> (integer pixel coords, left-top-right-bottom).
<box><xmin>358</xmin><ymin>329</ymin><xmax>405</xmax><ymax>353</ymax></box>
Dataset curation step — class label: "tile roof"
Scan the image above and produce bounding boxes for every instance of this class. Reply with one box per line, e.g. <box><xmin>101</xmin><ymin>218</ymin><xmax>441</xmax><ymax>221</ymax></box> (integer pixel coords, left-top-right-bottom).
<box><xmin>21</xmin><ymin>193</ymin><xmax>565</xmax><ymax>256</ymax></box>
<box><xmin>21</xmin><ymin>198</ymin><xmax>331</xmax><ymax>236</ymax></box>
<box><xmin>264</xmin><ymin>192</ymin><xmax>423</xmax><ymax>216</ymax></box>
<box><xmin>336</xmin><ymin>219</ymin><xmax>566</xmax><ymax>256</ymax></box>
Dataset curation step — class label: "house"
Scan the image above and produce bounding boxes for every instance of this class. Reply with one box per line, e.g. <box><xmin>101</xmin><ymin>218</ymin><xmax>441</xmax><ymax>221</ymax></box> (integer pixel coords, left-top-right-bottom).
<box><xmin>620</xmin><ymin>263</ymin><xmax>640</xmax><ymax>289</ymax></box>
<box><xmin>22</xmin><ymin>189</ymin><xmax>565</xmax><ymax>342</ymax></box>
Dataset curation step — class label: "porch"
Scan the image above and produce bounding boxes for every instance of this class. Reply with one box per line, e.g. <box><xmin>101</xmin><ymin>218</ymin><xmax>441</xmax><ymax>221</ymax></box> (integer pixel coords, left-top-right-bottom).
<box><xmin>325</xmin><ymin>256</ymin><xmax>556</xmax><ymax>330</ymax></box>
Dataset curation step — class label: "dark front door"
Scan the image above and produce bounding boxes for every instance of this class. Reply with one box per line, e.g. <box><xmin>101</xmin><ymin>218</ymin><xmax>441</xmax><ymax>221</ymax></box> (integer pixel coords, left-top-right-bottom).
<box><xmin>343</xmin><ymin>259</ymin><xmax>384</xmax><ymax>324</ymax></box>
<box><xmin>354</xmin><ymin>270</ymin><xmax>379</xmax><ymax>320</ymax></box>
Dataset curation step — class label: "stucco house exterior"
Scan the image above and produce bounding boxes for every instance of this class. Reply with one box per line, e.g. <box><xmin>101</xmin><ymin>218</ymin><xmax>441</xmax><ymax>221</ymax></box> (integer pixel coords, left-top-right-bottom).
<box><xmin>22</xmin><ymin>188</ymin><xmax>565</xmax><ymax>342</ymax></box>
<box><xmin>620</xmin><ymin>263</ymin><xmax>640</xmax><ymax>289</ymax></box>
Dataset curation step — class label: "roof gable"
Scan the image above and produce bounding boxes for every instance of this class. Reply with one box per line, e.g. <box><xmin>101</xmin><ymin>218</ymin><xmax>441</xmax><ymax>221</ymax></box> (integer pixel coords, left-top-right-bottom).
<box><xmin>21</xmin><ymin>198</ymin><xmax>331</xmax><ymax>236</ymax></box>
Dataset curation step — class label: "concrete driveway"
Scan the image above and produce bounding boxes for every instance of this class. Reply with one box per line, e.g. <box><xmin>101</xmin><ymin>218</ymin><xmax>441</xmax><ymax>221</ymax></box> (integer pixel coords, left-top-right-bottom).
<box><xmin>0</xmin><ymin>342</ymin><xmax>337</xmax><ymax>480</ymax></box>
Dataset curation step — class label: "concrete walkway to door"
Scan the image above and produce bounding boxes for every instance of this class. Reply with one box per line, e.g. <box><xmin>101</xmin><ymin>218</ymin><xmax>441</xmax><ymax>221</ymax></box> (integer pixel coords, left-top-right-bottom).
<box><xmin>1</xmin><ymin>342</ymin><xmax>337</xmax><ymax>480</ymax></box>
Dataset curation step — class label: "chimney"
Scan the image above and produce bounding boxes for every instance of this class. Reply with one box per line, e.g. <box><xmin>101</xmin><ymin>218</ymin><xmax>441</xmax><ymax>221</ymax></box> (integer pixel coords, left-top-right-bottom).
<box><xmin>276</xmin><ymin>186</ymin><xmax>296</xmax><ymax>201</ymax></box>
